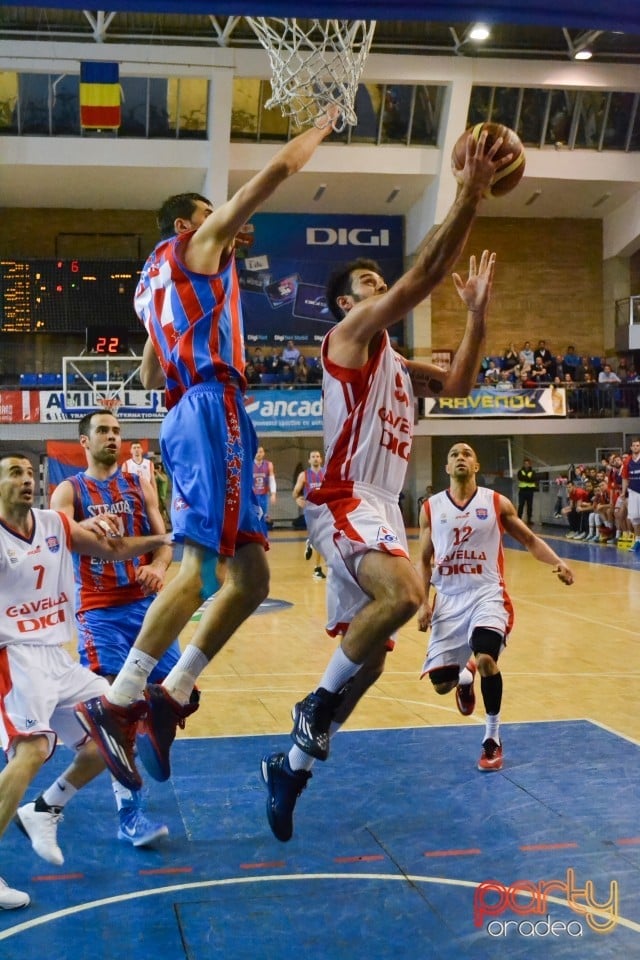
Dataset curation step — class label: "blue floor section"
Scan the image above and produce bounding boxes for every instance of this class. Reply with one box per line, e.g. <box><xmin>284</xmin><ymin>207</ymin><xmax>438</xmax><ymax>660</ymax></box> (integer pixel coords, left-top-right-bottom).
<box><xmin>1</xmin><ymin>722</ymin><xmax>638</xmax><ymax>959</ymax></box>
<box><xmin>511</xmin><ymin>530</ymin><xmax>640</xmax><ymax>568</ymax></box>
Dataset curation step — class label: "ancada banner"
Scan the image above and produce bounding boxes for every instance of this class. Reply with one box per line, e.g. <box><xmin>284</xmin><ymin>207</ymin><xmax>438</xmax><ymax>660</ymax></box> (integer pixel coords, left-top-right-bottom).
<box><xmin>244</xmin><ymin>388</ymin><xmax>322</xmax><ymax>433</ymax></box>
<box><xmin>238</xmin><ymin>213</ymin><xmax>403</xmax><ymax>346</ymax></box>
<box><xmin>423</xmin><ymin>386</ymin><xmax>567</xmax><ymax>418</ymax></box>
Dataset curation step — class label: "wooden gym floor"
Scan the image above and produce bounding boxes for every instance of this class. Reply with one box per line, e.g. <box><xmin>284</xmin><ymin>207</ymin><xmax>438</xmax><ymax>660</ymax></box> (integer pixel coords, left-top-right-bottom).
<box><xmin>1</xmin><ymin>528</ymin><xmax>638</xmax><ymax>958</ymax></box>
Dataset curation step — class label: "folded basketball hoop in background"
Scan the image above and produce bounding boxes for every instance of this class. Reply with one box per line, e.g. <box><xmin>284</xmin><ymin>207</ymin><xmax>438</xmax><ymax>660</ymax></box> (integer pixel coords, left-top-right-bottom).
<box><xmin>246</xmin><ymin>18</ymin><xmax>376</xmax><ymax>131</ymax></box>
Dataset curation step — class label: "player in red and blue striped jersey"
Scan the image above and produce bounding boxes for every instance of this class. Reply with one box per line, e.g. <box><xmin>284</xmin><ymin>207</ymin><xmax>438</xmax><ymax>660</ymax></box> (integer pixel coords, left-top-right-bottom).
<box><xmin>75</xmin><ymin>111</ymin><xmax>339</xmax><ymax>792</ymax></box>
<box><xmin>51</xmin><ymin>411</ymin><xmax>177</xmax><ymax>847</ymax></box>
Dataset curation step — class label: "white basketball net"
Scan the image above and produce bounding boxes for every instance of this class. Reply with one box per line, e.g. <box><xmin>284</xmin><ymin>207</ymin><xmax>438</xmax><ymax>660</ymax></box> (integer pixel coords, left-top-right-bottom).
<box><xmin>247</xmin><ymin>18</ymin><xmax>376</xmax><ymax>131</ymax></box>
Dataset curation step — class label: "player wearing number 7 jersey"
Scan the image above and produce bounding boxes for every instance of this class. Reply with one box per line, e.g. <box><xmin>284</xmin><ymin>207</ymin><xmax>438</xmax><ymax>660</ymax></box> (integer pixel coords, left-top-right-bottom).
<box><xmin>0</xmin><ymin>452</ymin><xmax>172</xmax><ymax>907</ymax></box>
<box><xmin>418</xmin><ymin>442</ymin><xmax>574</xmax><ymax>772</ymax></box>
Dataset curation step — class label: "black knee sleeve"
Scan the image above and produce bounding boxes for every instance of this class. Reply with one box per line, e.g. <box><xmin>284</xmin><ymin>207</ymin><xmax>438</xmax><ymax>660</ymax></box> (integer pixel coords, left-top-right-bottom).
<box><xmin>470</xmin><ymin>627</ymin><xmax>503</xmax><ymax>661</ymax></box>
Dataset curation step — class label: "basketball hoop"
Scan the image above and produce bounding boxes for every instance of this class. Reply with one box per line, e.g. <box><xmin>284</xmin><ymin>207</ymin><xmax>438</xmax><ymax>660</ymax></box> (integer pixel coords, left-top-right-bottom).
<box><xmin>96</xmin><ymin>394</ymin><xmax>122</xmax><ymax>415</ymax></box>
<box><xmin>246</xmin><ymin>18</ymin><xmax>376</xmax><ymax>131</ymax></box>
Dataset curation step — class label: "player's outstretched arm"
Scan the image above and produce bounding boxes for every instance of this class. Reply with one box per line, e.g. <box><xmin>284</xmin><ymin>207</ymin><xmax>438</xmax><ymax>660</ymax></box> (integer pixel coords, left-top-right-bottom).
<box><xmin>69</xmin><ymin>518</ymin><xmax>172</xmax><ymax>562</ymax></box>
<box><xmin>406</xmin><ymin>250</ymin><xmax>495</xmax><ymax>399</ymax></box>
<box><xmin>500</xmin><ymin>496</ymin><xmax>574</xmax><ymax>585</ymax></box>
<box><xmin>342</xmin><ymin>133</ymin><xmax>503</xmax><ymax>343</ymax></box>
<box><xmin>416</xmin><ymin>502</ymin><xmax>436</xmax><ymax>631</ymax></box>
<box><xmin>186</xmin><ymin>109</ymin><xmax>338</xmax><ymax>274</ymax></box>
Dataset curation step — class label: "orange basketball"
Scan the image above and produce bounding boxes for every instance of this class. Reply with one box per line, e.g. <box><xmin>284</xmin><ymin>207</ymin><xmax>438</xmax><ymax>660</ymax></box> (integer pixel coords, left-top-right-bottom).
<box><xmin>451</xmin><ymin>122</ymin><xmax>526</xmax><ymax>197</ymax></box>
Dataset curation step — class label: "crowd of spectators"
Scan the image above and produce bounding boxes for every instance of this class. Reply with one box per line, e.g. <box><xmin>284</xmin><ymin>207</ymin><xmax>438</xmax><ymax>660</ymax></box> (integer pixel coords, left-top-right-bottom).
<box><xmin>474</xmin><ymin>340</ymin><xmax>639</xmax><ymax>415</ymax></box>
<box><xmin>245</xmin><ymin>341</ymin><xmax>323</xmax><ymax>388</ymax></box>
<box><xmin>553</xmin><ymin>452</ymin><xmax>636</xmax><ymax>548</ymax></box>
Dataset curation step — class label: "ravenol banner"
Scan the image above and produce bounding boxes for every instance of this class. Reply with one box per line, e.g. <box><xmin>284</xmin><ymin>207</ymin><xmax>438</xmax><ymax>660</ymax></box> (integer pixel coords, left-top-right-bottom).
<box><xmin>80</xmin><ymin>62</ymin><xmax>121</xmax><ymax>129</ymax></box>
<box><xmin>424</xmin><ymin>386</ymin><xmax>567</xmax><ymax>418</ymax></box>
<box><xmin>237</xmin><ymin>213</ymin><xmax>403</xmax><ymax>346</ymax></box>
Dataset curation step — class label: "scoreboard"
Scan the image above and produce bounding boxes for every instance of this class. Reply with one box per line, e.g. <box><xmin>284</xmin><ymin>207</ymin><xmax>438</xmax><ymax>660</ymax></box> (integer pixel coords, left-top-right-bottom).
<box><xmin>0</xmin><ymin>259</ymin><xmax>142</xmax><ymax>334</ymax></box>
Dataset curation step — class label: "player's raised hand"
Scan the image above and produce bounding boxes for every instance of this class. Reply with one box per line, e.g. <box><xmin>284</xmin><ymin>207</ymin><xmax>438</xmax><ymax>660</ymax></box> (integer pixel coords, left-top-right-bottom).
<box><xmin>452</xmin><ymin>249</ymin><xmax>496</xmax><ymax>315</ymax></box>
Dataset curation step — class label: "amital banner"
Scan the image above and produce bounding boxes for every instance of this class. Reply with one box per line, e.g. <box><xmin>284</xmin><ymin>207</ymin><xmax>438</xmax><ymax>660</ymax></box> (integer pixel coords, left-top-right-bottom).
<box><xmin>238</xmin><ymin>213</ymin><xmax>403</xmax><ymax>346</ymax></box>
<box><xmin>423</xmin><ymin>387</ymin><xmax>567</xmax><ymax>418</ymax></box>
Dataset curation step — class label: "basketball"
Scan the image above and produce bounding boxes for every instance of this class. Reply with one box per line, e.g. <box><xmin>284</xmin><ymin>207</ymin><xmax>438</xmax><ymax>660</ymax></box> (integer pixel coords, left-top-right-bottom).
<box><xmin>452</xmin><ymin>122</ymin><xmax>526</xmax><ymax>197</ymax></box>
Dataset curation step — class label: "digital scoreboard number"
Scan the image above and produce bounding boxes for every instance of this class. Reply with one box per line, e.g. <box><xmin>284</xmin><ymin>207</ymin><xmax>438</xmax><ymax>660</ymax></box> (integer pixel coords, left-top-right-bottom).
<box><xmin>85</xmin><ymin>328</ymin><xmax>130</xmax><ymax>354</ymax></box>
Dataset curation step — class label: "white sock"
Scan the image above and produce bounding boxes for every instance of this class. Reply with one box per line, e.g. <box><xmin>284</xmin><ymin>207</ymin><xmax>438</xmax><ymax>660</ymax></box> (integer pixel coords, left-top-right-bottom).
<box><xmin>458</xmin><ymin>666</ymin><xmax>474</xmax><ymax>686</ymax></box>
<box><xmin>318</xmin><ymin>645</ymin><xmax>361</xmax><ymax>693</ymax></box>
<box><xmin>42</xmin><ymin>777</ymin><xmax>77</xmax><ymax>810</ymax></box>
<box><xmin>109</xmin><ymin>649</ymin><xmax>159</xmax><ymax>705</ymax></box>
<box><xmin>288</xmin><ymin>745</ymin><xmax>315</xmax><ymax>772</ymax></box>
<box><xmin>484</xmin><ymin>714</ymin><xmax>501</xmax><ymax>744</ymax></box>
<box><xmin>110</xmin><ymin>777</ymin><xmax>135</xmax><ymax>812</ymax></box>
<box><xmin>162</xmin><ymin>645</ymin><xmax>209</xmax><ymax>704</ymax></box>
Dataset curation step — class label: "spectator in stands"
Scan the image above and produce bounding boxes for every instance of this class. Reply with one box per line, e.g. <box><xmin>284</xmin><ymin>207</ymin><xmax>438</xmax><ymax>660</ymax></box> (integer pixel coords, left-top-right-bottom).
<box><xmin>579</xmin><ymin>371</ymin><xmax>597</xmax><ymax>415</ymax></box>
<box><xmin>573</xmin><ymin>356</ymin><xmax>592</xmax><ymax>383</ymax></box>
<box><xmin>281</xmin><ymin>340</ymin><xmax>301</xmax><ymax>365</ymax></box>
<box><xmin>551</xmin><ymin>355</ymin><xmax>565</xmax><ymax>379</ymax></box>
<box><xmin>561</xmin><ymin>480</ymin><xmax>589</xmax><ymax>538</ymax></box>
<box><xmin>598</xmin><ymin>363</ymin><xmax>621</xmax><ymax>385</ymax></box>
<box><xmin>251</xmin><ymin>347</ymin><xmax>266</xmax><ymax>373</ymax></box>
<box><xmin>530</xmin><ymin>356</ymin><xmax>550</xmax><ymax>384</ymax></box>
<box><xmin>265</xmin><ymin>347</ymin><xmax>282</xmax><ymax>377</ymax></box>
<box><xmin>281</xmin><ymin>362</ymin><xmax>295</xmax><ymax>387</ymax></box>
<box><xmin>294</xmin><ymin>356</ymin><xmax>310</xmax><ymax>385</ymax></box>
<box><xmin>483</xmin><ymin>359</ymin><xmax>500</xmax><ymax>385</ymax></box>
<box><xmin>585</xmin><ymin>480</ymin><xmax>611</xmax><ymax>541</ymax></box>
<box><xmin>306</xmin><ymin>359</ymin><xmax>323</xmax><ymax>386</ymax></box>
<box><xmin>519</xmin><ymin>340</ymin><xmax>534</xmax><ymax>367</ymax></box>
<box><xmin>563</xmin><ymin>345</ymin><xmax>580</xmax><ymax>374</ymax></box>
<box><xmin>513</xmin><ymin>359</ymin><xmax>531</xmax><ymax>386</ymax></box>
<box><xmin>244</xmin><ymin>361</ymin><xmax>261</xmax><ymax>386</ymax></box>
<box><xmin>617</xmin><ymin>357</ymin><xmax>630</xmax><ymax>382</ymax></box>
<box><xmin>496</xmin><ymin>369</ymin><xmax>514</xmax><ymax>391</ymax></box>
<box><xmin>534</xmin><ymin>340</ymin><xmax>553</xmax><ymax>374</ymax></box>
<box><xmin>573</xmin><ymin>480</ymin><xmax>595</xmax><ymax>540</ymax></box>
<box><xmin>501</xmin><ymin>343</ymin><xmax>519</xmax><ymax>371</ymax></box>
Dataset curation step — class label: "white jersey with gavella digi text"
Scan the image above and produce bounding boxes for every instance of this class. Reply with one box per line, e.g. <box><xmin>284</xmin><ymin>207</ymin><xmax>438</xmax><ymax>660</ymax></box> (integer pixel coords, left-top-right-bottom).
<box><xmin>425</xmin><ymin>486</ymin><xmax>509</xmax><ymax>597</ymax></box>
<box><xmin>319</xmin><ymin>329</ymin><xmax>414</xmax><ymax>498</ymax></box>
<box><xmin>0</xmin><ymin>509</ymin><xmax>74</xmax><ymax>647</ymax></box>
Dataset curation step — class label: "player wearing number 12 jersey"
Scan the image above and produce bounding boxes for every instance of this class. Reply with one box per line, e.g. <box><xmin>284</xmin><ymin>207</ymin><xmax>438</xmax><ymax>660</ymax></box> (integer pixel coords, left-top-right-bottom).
<box><xmin>418</xmin><ymin>442</ymin><xmax>574</xmax><ymax>772</ymax></box>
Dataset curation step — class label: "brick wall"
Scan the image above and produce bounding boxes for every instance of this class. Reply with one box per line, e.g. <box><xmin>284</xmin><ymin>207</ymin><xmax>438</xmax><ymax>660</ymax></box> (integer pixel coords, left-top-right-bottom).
<box><xmin>430</xmin><ymin>218</ymin><xmax>604</xmax><ymax>359</ymax></box>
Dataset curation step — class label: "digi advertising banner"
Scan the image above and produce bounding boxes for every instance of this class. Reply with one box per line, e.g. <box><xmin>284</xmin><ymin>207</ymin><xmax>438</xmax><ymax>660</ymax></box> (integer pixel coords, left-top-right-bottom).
<box><xmin>237</xmin><ymin>213</ymin><xmax>404</xmax><ymax>346</ymax></box>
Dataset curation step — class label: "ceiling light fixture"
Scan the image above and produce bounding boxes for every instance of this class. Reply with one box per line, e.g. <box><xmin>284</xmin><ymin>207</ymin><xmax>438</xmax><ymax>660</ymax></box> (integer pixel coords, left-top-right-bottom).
<box><xmin>574</xmin><ymin>49</ymin><xmax>593</xmax><ymax>60</ymax></box>
<box><xmin>469</xmin><ymin>23</ymin><xmax>490</xmax><ymax>41</ymax></box>
<box><xmin>313</xmin><ymin>184</ymin><xmax>326</xmax><ymax>202</ymax></box>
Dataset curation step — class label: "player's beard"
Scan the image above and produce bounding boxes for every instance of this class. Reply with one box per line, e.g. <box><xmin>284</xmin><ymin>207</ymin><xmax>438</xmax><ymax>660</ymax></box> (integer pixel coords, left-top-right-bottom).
<box><xmin>96</xmin><ymin>449</ymin><xmax>118</xmax><ymax>467</ymax></box>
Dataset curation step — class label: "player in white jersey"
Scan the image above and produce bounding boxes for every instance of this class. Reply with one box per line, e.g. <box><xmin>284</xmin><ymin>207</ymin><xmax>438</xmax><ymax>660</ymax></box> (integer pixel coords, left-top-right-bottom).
<box><xmin>122</xmin><ymin>441</ymin><xmax>156</xmax><ymax>489</ymax></box>
<box><xmin>260</xmin><ymin>123</ymin><xmax>515</xmax><ymax>841</ymax></box>
<box><xmin>418</xmin><ymin>442</ymin><xmax>574</xmax><ymax>772</ymax></box>
<box><xmin>0</xmin><ymin>453</ymin><xmax>171</xmax><ymax>906</ymax></box>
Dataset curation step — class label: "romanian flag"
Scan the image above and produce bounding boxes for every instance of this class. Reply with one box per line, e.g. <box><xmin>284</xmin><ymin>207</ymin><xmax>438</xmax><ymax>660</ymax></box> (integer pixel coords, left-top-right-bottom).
<box><xmin>80</xmin><ymin>62</ymin><xmax>120</xmax><ymax>129</ymax></box>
